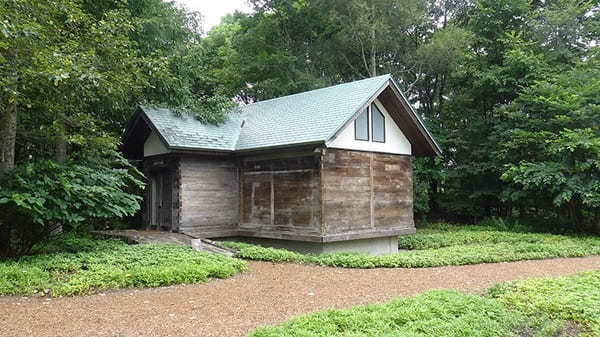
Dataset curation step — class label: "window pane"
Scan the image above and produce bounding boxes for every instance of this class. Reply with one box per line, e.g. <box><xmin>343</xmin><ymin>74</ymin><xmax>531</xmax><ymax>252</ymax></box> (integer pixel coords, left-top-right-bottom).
<box><xmin>372</xmin><ymin>103</ymin><xmax>385</xmax><ymax>142</ymax></box>
<box><xmin>354</xmin><ymin>109</ymin><xmax>368</xmax><ymax>140</ymax></box>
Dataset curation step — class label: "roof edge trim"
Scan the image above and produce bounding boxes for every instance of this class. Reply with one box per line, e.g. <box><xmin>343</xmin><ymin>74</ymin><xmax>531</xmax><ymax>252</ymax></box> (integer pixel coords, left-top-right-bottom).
<box><xmin>387</xmin><ymin>78</ymin><xmax>443</xmax><ymax>156</ymax></box>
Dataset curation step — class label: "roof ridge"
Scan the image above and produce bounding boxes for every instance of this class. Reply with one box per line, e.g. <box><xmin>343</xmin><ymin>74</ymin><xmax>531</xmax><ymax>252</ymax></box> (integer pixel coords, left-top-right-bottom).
<box><xmin>244</xmin><ymin>74</ymin><xmax>391</xmax><ymax>107</ymax></box>
<box><xmin>230</xmin><ymin>109</ymin><xmax>250</xmax><ymax>150</ymax></box>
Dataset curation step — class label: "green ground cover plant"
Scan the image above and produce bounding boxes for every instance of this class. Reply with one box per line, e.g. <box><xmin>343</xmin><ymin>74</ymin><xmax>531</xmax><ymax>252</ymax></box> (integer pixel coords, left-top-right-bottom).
<box><xmin>0</xmin><ymin>234</ymin><xmax>247</xmax><ymax>296</ymax></box>
<box><xmin>222</xmin><ymin>223</ymin><xmax>600</xmax><ymax>268</ymax></box>
<box><xmin>250</xmin><ymin>270</ymin><xmax>600</xmax><ymax>337</ymax></box>
<box><xmin>396</xmin><ymin>223</ymin><xmax>596</xmax><ymax>250</ymax></box>
<box><xmin>251</xmin><ymin>290</ymin><xmax>523</xmax><ymax>337</ymax></box>
<box><xmin>489</xmin><ymin>270</ymin><xmax>600</xmax><ymax>336</ymax></box>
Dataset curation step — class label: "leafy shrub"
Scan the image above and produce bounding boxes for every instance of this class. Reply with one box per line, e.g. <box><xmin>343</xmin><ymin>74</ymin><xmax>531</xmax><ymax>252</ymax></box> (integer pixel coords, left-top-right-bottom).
<box><xmin>0</xmin><ymin>234</ymin><xmax>247</xmax><ymax>296</ymax></box>
<box><xmin>477</xmin><ymin>216</ymin><xmax>532</xmax><ymax>232</ymax></box>
<box><xmin>223</xmin><ymin>224</ymin><xmax>600</xmax><ymax>268</ymax></box>
<box><xmin>0</xmin><ymin>150</ymin><xmax>144</xmax><ymax>258</ymax></box>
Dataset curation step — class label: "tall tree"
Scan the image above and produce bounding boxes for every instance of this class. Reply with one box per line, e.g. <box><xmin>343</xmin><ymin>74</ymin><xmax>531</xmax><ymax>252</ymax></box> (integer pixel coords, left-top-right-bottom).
<box><xmin>0</xmin><ymin>1</ymin><xmax>54</xmax><ymax>172</ymax></box>
<box><xmin>497</xmin><ymin>54</ymin><xmax>600</xmax><ymax>229</ymax></box>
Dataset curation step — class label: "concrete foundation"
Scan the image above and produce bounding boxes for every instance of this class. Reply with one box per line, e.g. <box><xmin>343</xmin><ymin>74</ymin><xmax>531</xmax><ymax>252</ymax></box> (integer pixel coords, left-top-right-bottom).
<box><xmin>221</xmin><ymin>236</ymin><xmax>399</xmax><ymax>256</ymax></box>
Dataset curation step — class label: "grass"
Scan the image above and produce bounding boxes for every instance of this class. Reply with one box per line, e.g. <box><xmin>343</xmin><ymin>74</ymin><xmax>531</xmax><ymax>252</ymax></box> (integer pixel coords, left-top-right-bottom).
<box><xmin>221</xmin><ymin>223</ymin><xmax>600</xmax><ymax>268</ymax></box>
<box><xmin>0</xmin><ymin>233</ymin><xmax>247</xmax><ymax>297</ymax></box>
<box><xmin>250</xmin><ymin>270</ymin><xmax>600</xmax><ymax>337</ymax></box>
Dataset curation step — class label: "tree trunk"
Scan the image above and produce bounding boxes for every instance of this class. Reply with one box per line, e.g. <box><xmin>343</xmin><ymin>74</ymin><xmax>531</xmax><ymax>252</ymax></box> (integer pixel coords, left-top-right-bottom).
<box><xmin>594</xmin><ymin>209</ymin><xmax>600</xmax><ymax>233</ymax></box>
<box><xmin>436</xmin><ymin>74</ymin><xmax>447</xmax><ymax>118</ymax></box>
<box><xmin>55</xmin><ymin>113</ymin><xmax>67</xmax><ymax>164</ymax></box>
<box><xmin>370</xmin><ymin>37</ymin><xmax>376</xmax><ymax>76</ymax></box>
<box><xmin>428</xmin><ymin>180</ymin><xmax>439</xmax><ymax>218</ymax></box>
<box><xmin>0</xmin><ymin>101</ymin><xmax>17</xmax><ymax>174</ymax></box>
<box><xmin>369</xmin><ymin>2</ymin><xmax>376</xmax><ymax>77</ymax></box>
<box><xmin>568</xmin><ymin>196</ymin><xmax>584</xmax><ymax>230</ymax></box>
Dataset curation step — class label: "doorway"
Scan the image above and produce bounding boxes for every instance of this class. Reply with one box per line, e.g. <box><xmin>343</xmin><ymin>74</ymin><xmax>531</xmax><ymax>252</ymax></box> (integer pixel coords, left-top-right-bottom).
<box><xmin>149</xmin><ymin>171</ymin><xmax>173</xmax><ymax>231</ymax></box>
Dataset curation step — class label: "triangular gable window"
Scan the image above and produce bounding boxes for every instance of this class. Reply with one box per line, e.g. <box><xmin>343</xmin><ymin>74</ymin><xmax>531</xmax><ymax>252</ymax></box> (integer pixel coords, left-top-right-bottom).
<box><xmin>354</xmin><ymin>103</ymin><xmax>385</xmax><ymax>143</ymax></box>
<box><xmin>354</xmin><ymin>108</ymin><xmax>369</xmax><ymax>141</ymax></box>
<box><xmin>372</xmin><ymin>103</ymin><xmax>385</xmax><ymax>143</ymax></box>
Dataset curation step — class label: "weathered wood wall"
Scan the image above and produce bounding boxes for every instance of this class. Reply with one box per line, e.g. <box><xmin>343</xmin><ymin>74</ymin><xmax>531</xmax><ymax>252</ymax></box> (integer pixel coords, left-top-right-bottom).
<box><xmin>237</xmin><ymin>155</ymin><xmax>322</xmax><ymax>241</ymax></box>
<box><xmin>178</xmin><ymin>155</ymin><xmax>239</xmax><ymax>237</ymax></box>
<box><xmin>321</xmin><ymin>148</ymin><xmax>414</xmax><ymax>241</ymax></box>
<box><xmin>140</xmin><ymin>149</ymin><xmax>414</xmax><ymax>242</ymax></box>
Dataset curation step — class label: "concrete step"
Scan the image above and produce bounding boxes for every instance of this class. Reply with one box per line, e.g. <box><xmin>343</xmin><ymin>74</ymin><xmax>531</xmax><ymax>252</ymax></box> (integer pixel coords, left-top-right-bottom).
<box><xmin>191</xmin><ymin>238</ymin><xmax>236</xmax><ymax>257</ymax></box>
<box><xmin>93</xmin><ymin>230</ymin><xmax>236</xmax><ymax>257</ymax></box>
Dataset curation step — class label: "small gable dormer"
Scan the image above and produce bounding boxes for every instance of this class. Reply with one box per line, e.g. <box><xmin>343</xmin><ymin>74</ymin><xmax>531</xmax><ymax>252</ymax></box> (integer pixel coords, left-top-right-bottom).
<box><xmin>326</xmin><ymin>99</ymin><xmax>412</xmax><ymax>155</ymax></box>
<box><xmin>144</xmin><ymin>131</ymin><xmax>169</xmax><ymax>157</ymax></box>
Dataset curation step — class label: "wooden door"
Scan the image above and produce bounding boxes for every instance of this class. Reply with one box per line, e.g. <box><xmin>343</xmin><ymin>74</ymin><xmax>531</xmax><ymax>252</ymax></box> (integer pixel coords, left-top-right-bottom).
<box><xmin>159</xmin><ymin>172</ymin><xmax>172</xmax><ymax>230</ymax></box>
<box><xmin>150</xmin><ymin>172</ymin><xmax>172</xmax><ymax>230</ymax></box>
<box><xmin>150</xmin><ymin>174</ymin><xmax>161</xmax><ymax>227</ymax></box>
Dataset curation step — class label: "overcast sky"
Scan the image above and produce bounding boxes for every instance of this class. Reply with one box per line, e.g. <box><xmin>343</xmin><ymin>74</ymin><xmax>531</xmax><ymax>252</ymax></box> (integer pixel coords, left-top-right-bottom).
<box><xmin>172</xmin><ymin>0</ymin><xmax>253</xmax><ymax>31</ymax></box>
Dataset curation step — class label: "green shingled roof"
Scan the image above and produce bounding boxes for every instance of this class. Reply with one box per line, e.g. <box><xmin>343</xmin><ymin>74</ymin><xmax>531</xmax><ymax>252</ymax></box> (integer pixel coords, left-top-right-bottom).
<box><xmin>136</xmin><ymin>74</ymin><xmax>440</xmax><ymax>154</ymax></box>
<box><xmin>141</xmin><ymin>106</ymin><xmax>244</xmax><ymax>151</ymax></box>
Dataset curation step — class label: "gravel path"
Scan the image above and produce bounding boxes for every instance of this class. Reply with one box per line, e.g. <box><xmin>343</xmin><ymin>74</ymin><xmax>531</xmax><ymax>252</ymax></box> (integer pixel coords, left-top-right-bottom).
<box><xmin>2</xmin><ymin>256</ymin><xmax>600</xmax><ymax>337</ymax></box>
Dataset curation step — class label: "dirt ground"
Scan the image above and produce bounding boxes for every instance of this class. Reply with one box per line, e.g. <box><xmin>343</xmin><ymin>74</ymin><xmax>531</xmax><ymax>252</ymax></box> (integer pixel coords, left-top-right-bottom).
<box><xmin>2</xmin><ymin>256</ymin><xmax>600</xmax><ymax>337</ymax></box>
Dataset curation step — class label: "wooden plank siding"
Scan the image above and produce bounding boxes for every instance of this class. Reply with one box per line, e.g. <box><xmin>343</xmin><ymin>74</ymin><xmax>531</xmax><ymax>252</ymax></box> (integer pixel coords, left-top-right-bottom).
<box><xmin>321</xmin><ymin>150</ymin><xmax>372</xmax><ymax>233</ymax></box>
<box><xmin>237</xmin><ymin>155</ymin><xmax>322</xmax><ymax>240</ymax></box>
<box><xmin>141</xmin><ymin>149</ymin><xmax>414</xmax><ymax>242</ymax></box>
<box><xmin>321</xmin><ymin>148</ymin><xmax>415</xmax><ymax>241</ymax></box>
<box><xmin>178</xmin><ymin>155</ymin><xmax>239</xmax><ymax>237</ymax></box>
<box><xmin>372</xmin><ymin>152</ymin><xmax>413</xmax><ymax>228</ymax></box>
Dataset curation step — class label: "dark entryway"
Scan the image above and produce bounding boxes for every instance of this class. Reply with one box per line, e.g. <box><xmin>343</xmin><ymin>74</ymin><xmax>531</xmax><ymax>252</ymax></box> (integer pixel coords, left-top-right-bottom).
<box><xmin>148</xmin><ymin>170</ymin><xmax>174</xmax><ymax>231</ymax></box>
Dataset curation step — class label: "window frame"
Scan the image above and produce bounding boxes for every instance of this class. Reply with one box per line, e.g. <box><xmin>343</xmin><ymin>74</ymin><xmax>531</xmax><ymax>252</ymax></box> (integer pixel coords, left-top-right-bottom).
<box><xmin>371</xmin><ymin>102</ymin><xmax>386</xmax><ymax>143</ymax></box>
<box><xmin>354</xmin><ymin>108</ymin><xmax>369</xmax><ymax>141</ymax></box>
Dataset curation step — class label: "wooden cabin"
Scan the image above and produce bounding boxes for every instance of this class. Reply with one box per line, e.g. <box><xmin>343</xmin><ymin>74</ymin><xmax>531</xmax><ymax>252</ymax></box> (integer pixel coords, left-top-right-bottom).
<box><xmin>122</xmin><ymin>75</ymin><xmax>441</xmax><ymax>255</ymax></box>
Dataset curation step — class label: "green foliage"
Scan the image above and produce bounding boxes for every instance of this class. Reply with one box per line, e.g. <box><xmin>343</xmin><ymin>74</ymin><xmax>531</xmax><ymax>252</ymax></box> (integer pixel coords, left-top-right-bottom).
<box><xmin>498</xmin><ymin>63</ymin><xmax>600</xmax><ymax>229</ymax></box>
<box><xmin>223</xmin><ymin>224</ymin><xmax>600</xmax><ymax>268</ymax></box>
<box><xmin>250</xmin><ymin>290</ymin><xmax>523</xmax><ymax>337</ymax></box>
<box><xmin>3</xmin><ymin>0</ymin><xmax>600</xmax><ymax>247</ymax></box>
<box><xmin>1</xmin><ymin>0</ymin><xmax>232</xmax><ymax>169</ymax></box>
<box><xmin>0</xmin><ymin>150</ymin><xmax>144</xmax><ymax>258</ymax></box>
<box><xmin>397</xmin><ymin>223</ymin><xmax>553</xmax><ymax>250</ymax></box>
<box><xmin>411</xmin><ymin>0</ymin><xmax>599</xmax><ymax>227</ymax></box>
<box><xmin>250</xmin><ymin>269</ymin><xmax>600</xmax><ymax>337</ymax></box>
<box><xmin>0</xmin><ymin>233</ymin><xmax>247</xmax><ymax>296</ymax></box>
<box><xmin>489</xmin><ymin>271</ymin><xmax>600</xmax><ymax>335</ymax></box>
<box><xmin>412</xmin><ymin>158</ymin><xmax>432</xmax><ymax>215</ymax></box>
<box><xmin>0</xmin><ymin>0</ymin><xmax>239</xmax><ymax>256</ymax></box>
<box><xmin>29</xmin><ymin>232</ymin><xmax>125</xmax><ymax>255</ymax></box>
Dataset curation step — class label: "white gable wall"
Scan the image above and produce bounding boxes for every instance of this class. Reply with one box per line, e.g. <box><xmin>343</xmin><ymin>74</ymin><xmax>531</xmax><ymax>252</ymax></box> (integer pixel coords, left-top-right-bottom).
<box><xmin>326</xmin><ymin>99</ymin><xmax>412</xmax><ymax>155</ymax></box>
<box><xmin>144</xmin><ymin>131</ymin><xmax>169</xmax><ymax>157</ymax></box>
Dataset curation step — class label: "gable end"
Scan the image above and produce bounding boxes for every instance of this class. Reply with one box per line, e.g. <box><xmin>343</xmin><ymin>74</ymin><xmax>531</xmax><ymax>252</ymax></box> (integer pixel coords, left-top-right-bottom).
<box><xmin>326</xmin><ymin>79</ymin><xmax>441</xmax><ymax>157</ymax></box>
